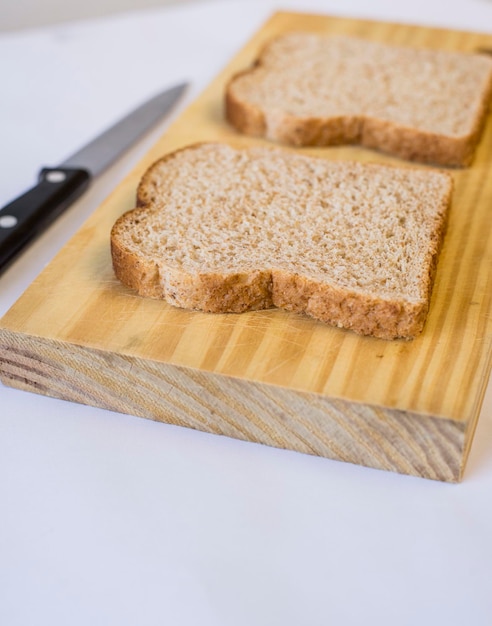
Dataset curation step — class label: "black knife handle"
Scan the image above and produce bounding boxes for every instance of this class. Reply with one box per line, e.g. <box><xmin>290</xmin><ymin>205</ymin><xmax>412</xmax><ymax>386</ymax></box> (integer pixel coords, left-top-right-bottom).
<box><xmin>0</xmin><ymin>167</ymin><xmax>91</xmax><ymax>272</ymax></box>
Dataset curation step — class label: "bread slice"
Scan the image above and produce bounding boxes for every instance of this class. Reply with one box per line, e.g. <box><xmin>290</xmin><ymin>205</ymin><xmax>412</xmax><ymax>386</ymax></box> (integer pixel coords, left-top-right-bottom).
<box><xmin>111</xmin><ymin>143</ymin><xmax>453</xmax><ymax>340</ymax></box>
<box><xmin>225</xmin><ymin>33</ymin><xmax>492</xmax><ymax>167</ymax></box>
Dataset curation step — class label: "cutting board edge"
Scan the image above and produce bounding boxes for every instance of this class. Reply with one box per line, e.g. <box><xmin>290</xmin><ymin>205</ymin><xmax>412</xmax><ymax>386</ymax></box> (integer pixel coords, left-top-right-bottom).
<box><xmin>0</xmin><ymin>327</ymin><xmax>467</xmax><ymax>481</ymax></box>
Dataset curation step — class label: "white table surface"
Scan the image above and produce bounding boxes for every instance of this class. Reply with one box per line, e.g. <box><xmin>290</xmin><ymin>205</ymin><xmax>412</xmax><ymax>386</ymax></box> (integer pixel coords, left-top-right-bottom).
<box><xmin>1</xmin><ymin>1</ymin><xmax>492</xmax><ymax>624</ymax></box>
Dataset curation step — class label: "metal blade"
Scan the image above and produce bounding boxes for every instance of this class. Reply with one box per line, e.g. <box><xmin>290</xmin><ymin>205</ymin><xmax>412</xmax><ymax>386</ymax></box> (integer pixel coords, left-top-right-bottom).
<box><xmin>61</xmin><ymin>82</ymin><xmax>188</xmax><ymax>177</ymax></box>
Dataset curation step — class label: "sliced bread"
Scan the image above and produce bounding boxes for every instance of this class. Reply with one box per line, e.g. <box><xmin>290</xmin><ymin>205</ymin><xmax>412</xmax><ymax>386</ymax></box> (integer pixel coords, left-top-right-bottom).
<box><xmin>225</xmin><ymin>33</ymin><xmax>492</xmax><ymax>166</ymax></box>
<box><xmin>111</xmin><ymin>143</ymin><xmax>453</xmax><ymax>340</ymax></box>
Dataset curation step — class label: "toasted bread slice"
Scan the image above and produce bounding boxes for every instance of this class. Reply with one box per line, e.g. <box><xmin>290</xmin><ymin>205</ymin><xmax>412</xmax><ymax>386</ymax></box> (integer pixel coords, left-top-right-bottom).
<box><xmin>111</xmin><ymin>143</ymin><xmax>453</xmax><ymax>339</ymax></box>
<box><xmin>226</xmin><ymin>33</ymin><xmax>492</xmax><ymax>166</ymax></box>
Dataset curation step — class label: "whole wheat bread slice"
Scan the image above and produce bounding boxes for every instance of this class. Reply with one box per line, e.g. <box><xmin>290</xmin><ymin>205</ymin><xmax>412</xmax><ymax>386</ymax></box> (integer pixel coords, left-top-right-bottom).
<box><xmin>225</xmin><ymin>33</ymin><xmax>492</xmax><ymax>167</ymax></box>
<box><xmin>111</xmin><ymin>143</ymin><xmax>453</xmax><ymax>339</ymax></box>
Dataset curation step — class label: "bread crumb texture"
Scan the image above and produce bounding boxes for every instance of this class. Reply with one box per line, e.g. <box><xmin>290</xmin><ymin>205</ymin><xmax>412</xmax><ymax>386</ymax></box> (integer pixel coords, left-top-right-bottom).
<box><xmin>111</xmin><ymin>143</ymin><xmax>453</xmax><ymax>340</ymax></box>
<box><xmin>226</xmin><ymin>33</ymin><xmax>492</xmax><ymax>166</ymax></box>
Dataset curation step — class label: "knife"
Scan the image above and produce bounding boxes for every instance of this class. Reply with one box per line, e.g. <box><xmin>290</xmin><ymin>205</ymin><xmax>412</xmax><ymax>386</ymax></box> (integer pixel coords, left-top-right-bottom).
<box><xmin>0</xmin><ymin>82</ymin><xmax>188</xmax><ymax>272</ymax></box>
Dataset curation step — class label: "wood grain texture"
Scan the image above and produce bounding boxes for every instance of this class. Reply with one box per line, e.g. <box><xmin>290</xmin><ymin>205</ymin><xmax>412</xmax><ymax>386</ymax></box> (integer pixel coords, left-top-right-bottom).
<box><xmin>1</xmin><ymin>12</ymin><xmax>491</xmax><ymax>481</ymax></box>
<box><xmin>0</xmin><ymin>330</ymin><xmax>466</xmax><ymax>481</ymax></box>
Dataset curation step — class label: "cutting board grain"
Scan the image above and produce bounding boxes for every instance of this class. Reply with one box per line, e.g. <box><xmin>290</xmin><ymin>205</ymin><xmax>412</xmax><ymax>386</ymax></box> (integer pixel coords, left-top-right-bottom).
<box><xmin>1</xmin><ymin>12</ymin><xmax>492</xmax><ymax>481</ymax></box>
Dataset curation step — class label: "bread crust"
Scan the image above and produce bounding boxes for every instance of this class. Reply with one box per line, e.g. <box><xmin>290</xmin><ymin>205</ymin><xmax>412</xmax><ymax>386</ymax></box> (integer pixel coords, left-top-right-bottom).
<box><xmin>111</xmin><ymin>143</ymin><xmax>452</xmax><ymax>340</ymax></box>
<box><xmin>271</xmin><ymin>270</ymin><xmax>428</xmax><ymax>340</ymax></box>
<box><xmin>225</xmin><ymin>34</ymin><xmax>492</xmax><ymax>167</ymax></box>
<box><xmin>112</xmin><ymin>223</ymin><xmax>429</xmax><ymax>339</ymax></box>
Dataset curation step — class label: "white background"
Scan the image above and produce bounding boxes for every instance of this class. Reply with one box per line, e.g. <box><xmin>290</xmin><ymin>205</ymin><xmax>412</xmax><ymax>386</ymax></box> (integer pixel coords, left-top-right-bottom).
<box><xmin>1</xmin><ymin>0</ymin><xmax>196</xmax><ymax>32</ymax></box>
<box><xmin>1</xmin><ymin>1</ymin><xmax>492</xmax><ymax>625</ymax></box>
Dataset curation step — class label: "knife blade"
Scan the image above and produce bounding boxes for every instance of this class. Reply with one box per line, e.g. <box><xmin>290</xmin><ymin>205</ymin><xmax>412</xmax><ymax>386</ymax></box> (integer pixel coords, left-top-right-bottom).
<box><xmin>0</xmin><ymin>82</ymin><xmax>188</xmax><ymax>273</ymax></box>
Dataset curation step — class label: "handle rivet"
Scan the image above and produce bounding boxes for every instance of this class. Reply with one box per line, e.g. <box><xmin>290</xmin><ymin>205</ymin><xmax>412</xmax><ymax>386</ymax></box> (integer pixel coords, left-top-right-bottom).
<box><xmin>0</xmin><ymin>215</ymin><xmax>18</xmax><ymax>229</ymax></box>
<box><xmin>45</xmin><ymin>170</ymin><xmax>67</xmax><ymax>183</ymax></box>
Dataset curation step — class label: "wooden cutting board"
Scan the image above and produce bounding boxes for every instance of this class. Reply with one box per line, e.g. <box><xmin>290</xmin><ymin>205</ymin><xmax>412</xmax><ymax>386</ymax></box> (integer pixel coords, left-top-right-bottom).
<box><xmin>1</xmin><ymin>12</ymin><xmax>491</xmax><ymax>481</ymax></box>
